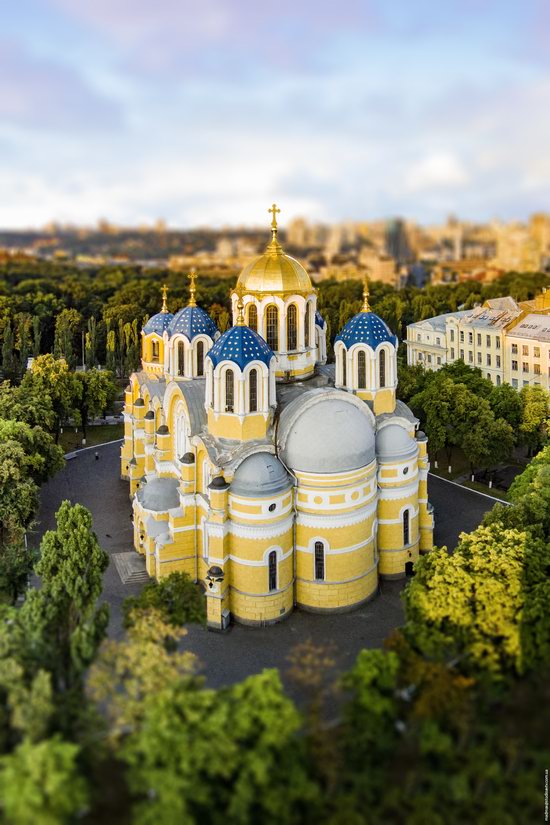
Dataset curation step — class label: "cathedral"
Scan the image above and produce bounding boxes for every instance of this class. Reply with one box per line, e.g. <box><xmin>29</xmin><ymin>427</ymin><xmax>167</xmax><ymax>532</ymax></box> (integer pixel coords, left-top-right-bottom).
<box><xmin>121</xmin><ymin>206</ymin><xmax>434</xmax><ymax>630</ymax></box>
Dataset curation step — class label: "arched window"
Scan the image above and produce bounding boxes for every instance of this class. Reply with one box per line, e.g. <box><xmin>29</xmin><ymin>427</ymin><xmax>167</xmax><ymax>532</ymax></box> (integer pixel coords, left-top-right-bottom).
<box><xmin>287</xmin><ymin>304</ymin><xmax>297</xmax><ymax>351</ymax></box>
<box><xmin>304</xmin><ymin>303</ymin><xmax>311</xmax><ymax>348</ymax></box>
<box><xmin>268</xmin><ymin>550</ymin><xmax>277</xmax><ymax>592</ymax></box>
<box><xmin>357</xmin><ymin>350</ymin><xmax>366</xmax><ymax>389</ymax></box>
<box><xmin>247</xmin><ymin>304</ymin><xmax>257</xmax><ymax>333</ymax></box>
<box><xmin>379</xmin><ymin>349</ymin><xmax>386</xmax><ymax>388</ymax></box>
<box><xmin>266</xmin><ymin>305</ymin><xmax>279</xmax><ymax>351</ymax></box>
<box><xmin>341</xmin><ymin>349</ymin><xmax>347</xmax><ymax>386</ymax></box>
<box><xmin>196</xmin><ymin>340</ymin><xmax>204</xmax><ymax>377</ymax></box>
<box><xmin>177</xmin><ymin>341</ymin><xmax>185</xmax><ymax>376</ymax></box>
<box><xmin>314</xmin><ymin>541</ymin><xmax>325</xmax><ymax>581</ymax></box>
<box><xmin>403</xmin><ymin>509</ymin><xmax>410</xmax><ymax>546</ymax></box>
<box><xmin>249</xmin><ymin>368</ymin><xmax>258</xmax><ymax>412</ymax></box>
<box><xmin>225</xmin><ymin>369</ymin><xmax>234</xmax><ymax>413</ymax></box>
<box><xmin>151</xmin><ymin>340</ymin><xmax>159</xmax><ymax>362</ymax></box>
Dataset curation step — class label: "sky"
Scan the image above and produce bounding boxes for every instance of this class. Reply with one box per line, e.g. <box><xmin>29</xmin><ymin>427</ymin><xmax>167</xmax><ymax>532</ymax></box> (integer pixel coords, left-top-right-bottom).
<box><xmin>1</xmin><ymin>0</ymin><xmax>549</xmax><ymax>229</ymax></box>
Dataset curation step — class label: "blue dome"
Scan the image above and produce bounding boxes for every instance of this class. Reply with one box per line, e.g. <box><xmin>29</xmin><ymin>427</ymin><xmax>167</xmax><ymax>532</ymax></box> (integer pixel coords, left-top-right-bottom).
<box><xmin>207</xmin><ymin>325</ymin><xmax>274</xmax><ymax>370</ymax></box>
<box><xmin>335</xmin><ymin>311</ymin><xmax>397</xmax><ymax>349</ymax></box>
<box><xmin>167</xmin><ymin>305</ymin><xmax>218</xmax><ymax>341</ymax></box>
<box><xmin>315</xmin><ymin>310</ymin><xmax>326</xmax><ymax>329</ymax></box>
<box><xmin>143</xmin><ymin>311</ymin><xmax>174</xmax><ymax>335</ymax></box>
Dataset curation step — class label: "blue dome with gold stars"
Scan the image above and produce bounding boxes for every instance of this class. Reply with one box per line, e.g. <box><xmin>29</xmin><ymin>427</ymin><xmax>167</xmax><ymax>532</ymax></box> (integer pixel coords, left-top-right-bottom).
<box><xmin>167</xmin><ymin>306</ymin><xmax>218</xmax><ymax>341</ymax></box>
<box><xmin>335</xmin><ymin>311</ymin><xmax>397</xmax><ymax>350</ymax></box>
<box><xmin>207</xmin><ymin>325</ymin><xmax>274</xmax><ymax>370</ymax></box>
<box><xmin>143</xmin><ymin>312</ymin><xmax>174</xmax><ymax>335</ymax></box>
<box><xmin>315</xmin><ymin>310</ymin><xmax>326</xmax><ymax>329</ymax></box>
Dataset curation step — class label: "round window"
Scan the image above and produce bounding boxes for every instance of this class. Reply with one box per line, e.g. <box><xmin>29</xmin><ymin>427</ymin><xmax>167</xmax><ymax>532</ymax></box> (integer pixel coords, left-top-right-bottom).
<box><xmin>403</xmin><ymin>467</ymin><xmax>409</xmax><ymax>475</ymax></box>
<box><xmin>268</xmin><ymin>503</ymin><xmax>276</xmax><ymax>512</ymax></box>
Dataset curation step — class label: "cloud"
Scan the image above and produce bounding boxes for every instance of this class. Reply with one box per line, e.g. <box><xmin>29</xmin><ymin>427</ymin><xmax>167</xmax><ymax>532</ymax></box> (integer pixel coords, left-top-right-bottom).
<box><xmin>405</xmin><ymin>152</ymin><xmax>470</xmax><ymax>193</ymax></box>
<box><xmin>0</xmin><ymin>39</ymin><xmax>121</xmax><ymax>132</ymax></box>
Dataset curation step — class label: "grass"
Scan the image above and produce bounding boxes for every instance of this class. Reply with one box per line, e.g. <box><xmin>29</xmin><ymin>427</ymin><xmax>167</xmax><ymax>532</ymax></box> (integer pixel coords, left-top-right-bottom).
<box><xmin>59</xmin><ymin>422</ymin><xmax>123</xmax><ymax>453</ymax></box>
<box><xmin>462</xmin><ymin>480</ymin><xmax>509</xmax><ymax>502</ymax></box>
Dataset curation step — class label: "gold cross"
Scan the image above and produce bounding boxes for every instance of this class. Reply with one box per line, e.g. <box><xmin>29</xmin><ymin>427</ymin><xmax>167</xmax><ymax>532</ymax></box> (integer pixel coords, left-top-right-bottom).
<box><xmin>188</xmin><ymin>268</ymin><xmax>197</xmax><ymax>307</ymax></box>
<box><xmin>161</xmin><ymin>283</ymin><xmax>169</xmax><ymax>312</ymax></box>
<box><xmin>268</xmin><ymin>202</ymin><xmax>280</xmax><ymax>229</ymax></box>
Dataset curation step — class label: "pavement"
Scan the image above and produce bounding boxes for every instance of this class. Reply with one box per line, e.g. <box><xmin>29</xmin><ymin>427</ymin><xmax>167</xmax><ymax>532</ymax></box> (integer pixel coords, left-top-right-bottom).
<box><xmin>35</xmin><ymin>440</ymin><xmax>496</xmax><ymax>691</ymax></box>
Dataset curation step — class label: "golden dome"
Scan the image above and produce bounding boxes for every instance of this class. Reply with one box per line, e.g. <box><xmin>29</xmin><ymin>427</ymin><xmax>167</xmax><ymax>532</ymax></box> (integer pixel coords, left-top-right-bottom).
<box><xmin>236</xmin><ymin>204</ymin><xmax>313</xmax><ymax>295</ymax></box>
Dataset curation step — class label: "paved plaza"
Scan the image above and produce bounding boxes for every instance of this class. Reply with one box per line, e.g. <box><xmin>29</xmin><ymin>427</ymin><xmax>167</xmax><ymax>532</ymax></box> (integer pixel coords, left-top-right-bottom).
<box><xmin>35</xmin><ymin>439</ymin><xmax>497</xmax><ymax>689</ymax></box>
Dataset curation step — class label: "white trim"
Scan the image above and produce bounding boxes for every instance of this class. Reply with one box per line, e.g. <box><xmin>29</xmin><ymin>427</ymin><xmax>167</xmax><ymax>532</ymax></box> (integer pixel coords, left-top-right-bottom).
<box><xmin>296</xmin><ymin>499</ymin><xmax>377</xmax><ymax>529</ymax></box>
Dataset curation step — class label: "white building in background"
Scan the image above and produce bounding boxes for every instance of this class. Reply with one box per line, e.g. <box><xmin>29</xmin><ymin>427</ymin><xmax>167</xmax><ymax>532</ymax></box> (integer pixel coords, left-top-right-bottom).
<box><xmin>406</xmin><ymin>291</ymin><xmax>550</xmax><ymax>390</ymax></box>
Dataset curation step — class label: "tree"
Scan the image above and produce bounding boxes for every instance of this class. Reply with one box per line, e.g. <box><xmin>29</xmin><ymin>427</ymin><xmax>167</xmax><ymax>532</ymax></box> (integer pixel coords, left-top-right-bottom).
<box><xmin>0</xmin><ymin>736</ymin><xmax>88</xmax><ymax>825</ymax></box>
<box><xmin>0</xmin><ymin>439</ymin><xmax>38</xmax><ymax>548</ymax></box>
<box><xmin>520</xmin><ymin>385</ymin><xmax>549</xmax><ymax>454</ymax></box>
<box><xmin>32</xmin><ymin>315</ymin><xmax>41</xmax><ymax>358</ymax></box>
<box><xmin>122</xmin><ymin>571</ymin><xmax>206</xmax><ymax>629</ymax></box>
<box><xmin>22</xmin><ymin>502</ymin><xmax>109</xmax><ymax>712</ymax></box>
<box><xmin>84</xmin><ymin>316</ymin><xmax>98</xmax><ymax>369</ymax></box>
<box><xmin>15</xmin><ymin>313</ymin><xmax>31</xmax><ymax>375</ymax></box>
<box><xmin>74</xmin><ymin>369</ymin><xmax>117</xmax><ymax>441</ymax></box>
<box><xmin>0</xmin><ymin>380</ymin><xmax>55</xmax><ymax>432</ymax></box>
<box><xmin>1</xmin><ymin>318</ymin><xmax>16</xmax><ymax>381</ymax></box>
<box><xmin>24</xmin><ymin>355</ymin><xmax>80</xmax><ymax>442</ymax></box>
<box><xmin>489</xmin><ymin>382</ymin><xmax>523</xmax><ymax>434</ymax></box>
<box><xmin>53</xmin><ymin>308</ymin><xmax>82</xmax><ymax>368</ymax></box>
<box><xmin>0</xmin><ymin>544</ymin><xmax>36</xmax><ymax>605</ymax></box>
<box><xmin>0</xmin><ymin>419</ymin><xmax>64</xmax><ymax>485</ymax></box>
<box><xmin>403</xmin><ymin>523</ymin><xmax>550</xmax><ymax>678</ymax></box>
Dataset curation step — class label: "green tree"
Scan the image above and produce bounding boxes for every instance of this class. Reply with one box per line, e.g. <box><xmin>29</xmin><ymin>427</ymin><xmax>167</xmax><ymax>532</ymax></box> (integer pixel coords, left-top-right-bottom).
<box><xmin>84</xmin><ymin>316</ymin><xmax>98</xmax><ymax>369</ymax></box>
<box><xmin>520</xmin><ymin>385</ymin><xmax>549</xmax><ymax>454</ymax></box>
<box><xmin>32</xmin><ymin>315</ymin><xmax>41</xmax><ymax>358</ymax></box>
<box><xmin>53</xmin><ymin>308</ymin><xmax>82</xmax><ymax>368</ymax></box>
<box><xmin>74</xmin><ymin>369</ymin><xmax>117</xmax><ymax>441</ymax></box>
<box><xmin>123</xmin><ymin>571</ymin><xmax>206</xmax><ymax>629</ymax></box>
<box><xmin>0</xmin><ymin>736</ymin><xmax>88</xmax><ymax>825</ymax></box>
<box><xmin>22</xmin><ymin>502</ymin><xmax>109</xmax><ymax>715</ymax></box>
<box><xmin>489</xmin><ymin>382</ymin><xmax>523</xmax><ymax>434</ymax></box>
<box><xmin>24</xmin><ymin>355</ymin><xmax>80</xmax><ymax>442</ymax></box>
<box><xmin>1</xmin><ymin>318</ymin><xmax>16</xmax><ymax>381</ymax></box>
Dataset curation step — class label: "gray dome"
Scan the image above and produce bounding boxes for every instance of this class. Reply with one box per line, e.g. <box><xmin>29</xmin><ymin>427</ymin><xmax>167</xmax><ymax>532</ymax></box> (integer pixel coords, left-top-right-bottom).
<box><xmin>280</xmin><ymin>396</ymin><xmax>375</xmax><ymax>473</ymax></box>
<box><xmin>231</xmin><ymin>453</ymin><xmax>291</xmax><ymax>498</ymax></box>
<box><xmin>137</xmin><ymin>477</ymin><xmax>180</xmax><ymax>511</ymax></box>
<box><xmin>376</xmin><ymin>424</ymin><xmax>417</xmax><ymax>461</ymax></box>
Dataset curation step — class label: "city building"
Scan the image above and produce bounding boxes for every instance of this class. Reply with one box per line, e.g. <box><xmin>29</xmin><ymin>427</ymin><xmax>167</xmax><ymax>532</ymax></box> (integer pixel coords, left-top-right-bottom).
<box><xmin>406</xmin><ymin>290</ymin><xmax>550</xmax><ymax>389</ymax></box>
<box><xmin>121</xmin><ymin>206</ymin><xmax>434</xmax><ymax>630</ymax></box>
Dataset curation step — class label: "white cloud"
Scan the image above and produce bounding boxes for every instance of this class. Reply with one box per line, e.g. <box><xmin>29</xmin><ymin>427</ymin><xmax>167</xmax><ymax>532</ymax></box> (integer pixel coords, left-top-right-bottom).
<box><xmin>404</xmin><ymin>152</ymin><xmax>470</xmax><ymax>193</ymax></box>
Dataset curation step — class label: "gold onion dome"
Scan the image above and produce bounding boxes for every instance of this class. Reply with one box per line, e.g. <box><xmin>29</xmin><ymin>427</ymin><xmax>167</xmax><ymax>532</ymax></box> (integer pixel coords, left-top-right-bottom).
<box><xmin>236</xmin><ymin>203</ymin><xmax>313</xmax><ymax>294</ymax></box>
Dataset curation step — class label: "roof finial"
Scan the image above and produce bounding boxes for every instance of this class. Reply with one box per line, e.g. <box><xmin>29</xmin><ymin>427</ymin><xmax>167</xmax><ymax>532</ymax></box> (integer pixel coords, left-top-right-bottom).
<box><xmin>362</xmin><ymin>276</ymin><xmax>371</xmax><ymax>312</ymax></box>
<box><xmin>268</xmin><ymin>202</ymin><xmax>281</xmax><ymax>245</ymax></box>
<box><xmin>235</xmin><ymin>284</ymin><xmax>245</xmax><ymax>326</ymax></box>
<box><xmin>188</xmin><ymin>268</ymin><xmax>197</xmax><ymax>307</ymax></box>
<box><xmin>161</xmin><ymin>283</ymin><xmax>169</xmax><ymax>313</ymax></box>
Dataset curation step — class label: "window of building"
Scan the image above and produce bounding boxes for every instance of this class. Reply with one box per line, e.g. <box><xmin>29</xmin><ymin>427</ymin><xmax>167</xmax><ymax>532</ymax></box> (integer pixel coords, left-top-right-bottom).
<box><xmin>357</xmin><ymin>350</ymin><xmax>366</xmax><ymax>389</ymax></box>
<box><xmin>437</xmin><ymin>356</ymin><xmax>441</xmax><ymax>365</ymax></box>
<box><xmin>266</xmin><ymin>305</ymin><xmax>279</xmax><ymax>350</ymax></box>
<box><xmin>427</xmin><ymin>353</ymin><xmax>432</xmax><ymax>364</ymax></box>
<box><xmin>512</xmin><ymin>360</ymin><xmax>518</xmax><ymax>371</ymax></box>
<box><xmin>477</xmin><ymin>352</ymin><xmax>482</xmax><ymax>364</ymax></box>
<box><xmin>403</xmin><ymin>510</ymin><xmax>410</xmax><ymax>546</ymax></box>
<box><xmin>534</xmin><ymin>364</ymin><xmax>541</xmax><ymax>375</ymax></box>
<box><xmin>512</xmin><ymin>378</ymin><xmax>518</xmax><ymax>388</ymax></box>
<box><xmin>247</xmin><ymin>304</ymin><xmax>257</xmax><ymax>332</ymax></box>
<box><xmin>512</xmin><ymin>343</ymin><xmax>518</xmax><ymax>354</ymax></box>
<box><xmin>468</xmin><ymin>352</ymin><xmax>473</xmax><ymax>363</ymax></box>
<box><xmin>486</xmin><ymin>335</ymin><xmax>491</xmax><ymax>347</ymax></box>
<box><xmin>460</xmin><ymin>348</ymin><xmax>464</xmax><ymax>360</ymax></box>
<box><xmin>225</xmin><ymin>369</ymin><xmax>234</xmax><ymax>412</ymax></box>
<box><xmin>468</xmin><ymin>332</ymin><xmax>473</xmax><ymax>344</ymax></box>
<box><xmin>496</xmin><ymin>338</ymin><xmax>501</xmax><ymax>349</ymax></box>
<box><xmin>249</xmin><ymin>368</ymin><xmax>258</xmax><ymax>412</ymax></box>
<box><xmin>436</xmin><ymin>337</ymin><xmax>440</xmax><ymax>346</ymax></box>
<box><xmin>177</xmin><ymin>341</ymin><xmax>185</xmax><ymax>376</ymax></box>
<box><xmin>417</xmin><ymin>333</ymin><xmax>421</xmax><ymax>342</ymax></box>
<box><xmin>496</xmin><ymin>375</ymin><xmax>501</xmax><ymax>386</ymax></box>
<box><xmin>305</xmin><ymin>303</ymin><xmax>311</xmax><ymax>348</ymax></box>
<box><xmin>487</xmin><ymin>373</ymin><xmax>491</xmax><ymax>380</ymax></box>
<box><xmin>314</xmin><ymin>541</ymin><xmax>325</xmax><ymax>581</ymax></box>
<box><xmin>450</xmin><ymin>330</ymin><xmax>454</xmax><ymax>342</ymax></box>
<box><xmin>486</xmin><ymin>354</ymin><xmax>491</xmax><ymax>366</ymax></box>
<box><xmin>496</xmin><ymin>355</ymin><xmax>501</xmax><ymax>368</ymax></box>
<box><xmin>379</xmin><ymin>349</ymin><xmax>386</xmax><ymax>387</ymax></box>
<box><xmin>523</xmin><ymin>380</ymin><xmax>529</xmax><ymax>387</ymax></box>
<box><xmin>196</xmin><ymin>340</ymin><xmax>204</xmax><ymax>377</ymax></box>
<box><xmin>287</xmin><ymin>304</ymin><xmax>297</xmax><ymax>351</ymax></box>
<box><xmin>523</xmin><ymin>362</ymin><xmax>529</xmax><ymax>373</ymax></box>
<box><xmin>477</xmin><ymin>333</ymin><xmax>481</xmax><ymax>346</ymax></box>
<box><xmin>534</xmin><ymin>346</ymin><xmax>540</xmax><ymax>358</ymax></box>
<box><xmin>268</xmin><ymin>551</ymin><xmax>277</xmax><ymax>592</ymax></box>
<box><xmin>341</xmin><ymin>349</ymin><xmax>347</xmax><ymax>385</ymax></box>
<box><xmin>460</xmin><ymin>331</ymin><xmax>464</xmax><ymax>343</ymax></box>
<box><xmin>151</xmin><ymin>340</ymin><xmax>159</xmax><ymax>362</ymax></box>
<box><xmin>522</xmin><ymin>345</ymin><xmax>529</xmax><ymax>356</ymax></box>
<box><xmin>450</xmin><ymin>347</ymin><xmax>455</xmax><ymax>359</ymax></box>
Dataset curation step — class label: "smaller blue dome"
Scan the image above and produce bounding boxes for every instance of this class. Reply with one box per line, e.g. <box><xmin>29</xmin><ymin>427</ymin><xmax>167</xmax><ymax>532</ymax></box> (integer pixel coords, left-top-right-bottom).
<box><xmin>143</xmin><ymin>311</ymin><xmax>174</xmax><ymax>335</ymax></box>
<box><xmin>167</xmin><ymin>305</ymin><xmax>218</xmax><ymax>341</ymax></box>
<box><xmin>315</xmin><ymin>310</ymin><xmax>326</xmax><ymax>329</ymax></box>
<box><xmin>207</xmin><ymin>325</ymin><xmax>274</xmax><ymax>370</ymax></box>
<box><xmin>335</xmin><ymin>311</ymin><xmax>397</xmax><ymax>349</ymax></box>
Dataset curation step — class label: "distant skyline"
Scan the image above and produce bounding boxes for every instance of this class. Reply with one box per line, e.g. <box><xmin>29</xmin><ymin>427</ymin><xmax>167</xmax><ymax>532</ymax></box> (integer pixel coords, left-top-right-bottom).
<box><xmin>1</xmin><ymin>1</ymin><xmax>549</xmax><ymax>229</ymax></box>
